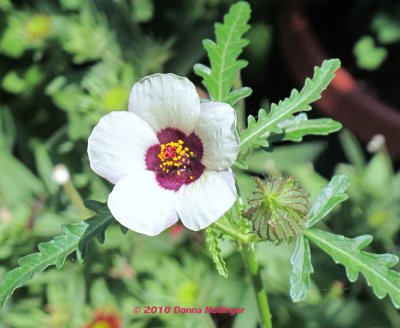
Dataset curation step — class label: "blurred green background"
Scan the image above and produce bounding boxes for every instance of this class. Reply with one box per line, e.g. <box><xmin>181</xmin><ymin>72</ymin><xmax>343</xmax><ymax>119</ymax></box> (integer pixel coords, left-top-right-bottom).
<box><xmin>1</xmin><ymin>0</ymin><xmax>400</xmax><ymax>327</ymax></box>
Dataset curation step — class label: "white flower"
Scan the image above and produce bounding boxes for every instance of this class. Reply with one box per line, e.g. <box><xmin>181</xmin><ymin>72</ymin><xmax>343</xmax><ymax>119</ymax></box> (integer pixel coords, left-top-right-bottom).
<box><xmin>88</xmin><ymin>73</ymin><xmax>239</xmax><ymax>236</ymax></box>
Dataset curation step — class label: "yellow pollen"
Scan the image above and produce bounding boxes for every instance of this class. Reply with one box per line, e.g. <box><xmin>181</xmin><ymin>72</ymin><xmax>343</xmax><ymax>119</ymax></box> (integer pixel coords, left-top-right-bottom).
<box><xmin>158</xmin><ymin>139</ymin><xmax>195</xmax><ymax>179</ymax></box>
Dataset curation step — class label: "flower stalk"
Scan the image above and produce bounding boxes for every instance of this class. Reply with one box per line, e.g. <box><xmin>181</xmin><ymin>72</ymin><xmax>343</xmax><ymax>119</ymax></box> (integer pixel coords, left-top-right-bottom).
<box><xmin>212</xmin><ymin>219</ymin><xmax>260</xmax><ymax>243</ymax></box>
<box><xmin>213</xmin><ymin>212</ymin><xmax>272</xmax><ymax>327</ymax></box>
<box><xmin>241</xmin><ymin>242</ymin><xmax>273</xmax><ymax>328</ymax></box>
<box><xmin>53</xmin><ymin>164</ymin><xmax>91</xmax><ymax>218</ymax></box>
<box><xmin>233</xmin><ymin>72</ymin><xmax>246</xmax><ymax>132</ymax></box>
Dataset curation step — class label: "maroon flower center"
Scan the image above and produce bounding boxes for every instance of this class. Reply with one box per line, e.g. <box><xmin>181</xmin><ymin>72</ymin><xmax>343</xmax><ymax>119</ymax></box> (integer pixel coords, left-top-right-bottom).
<box><xmin>145</xmin><ymin>128</ymin><xmax>205</xmax><ymax>191</ymax></box>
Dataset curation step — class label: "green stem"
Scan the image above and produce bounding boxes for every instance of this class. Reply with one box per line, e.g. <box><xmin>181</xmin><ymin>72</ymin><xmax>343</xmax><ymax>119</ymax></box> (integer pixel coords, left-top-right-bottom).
<box><xmin>204</xmin><ymin>314</ymin><xmax>217</xmax><ymax>328</ymax></box>
<box><xmin>241</xmin><ymin>243</ymin><xmax>273</xmax><ymax>328</ymax></box>
<box><xmin>213</xmin><ymin>220</ymin><xmax>260</xmax><ymax>243</ymax></box>
<box><xmin>63</xmin><ymin>181</ymin><xmax>91</xmax><ymax>218</ymax></box>
<box><xmin>213</xmin><ymin>220</ymin><xmax>248</xmax><ymax>243</ymax></box>
<box><xmin>234</xmin><ymin>72</ymin><xmax>246</xmax><ymax>132</ymax></box>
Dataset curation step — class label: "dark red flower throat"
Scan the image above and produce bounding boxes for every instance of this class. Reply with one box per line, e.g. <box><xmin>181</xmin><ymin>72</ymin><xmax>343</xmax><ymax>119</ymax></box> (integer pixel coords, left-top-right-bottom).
<box><xmin>145</xmin><ymin>128</ymin><xmax>205</xmax><ymax>191</ymax></box>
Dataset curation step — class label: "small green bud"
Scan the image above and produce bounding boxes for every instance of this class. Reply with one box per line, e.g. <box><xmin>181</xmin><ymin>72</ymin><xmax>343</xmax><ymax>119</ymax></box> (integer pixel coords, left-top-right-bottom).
<box><xmin>244</xmin><ymin>176</ymin><xmax>309</xmax><ymax>243</ymax></box>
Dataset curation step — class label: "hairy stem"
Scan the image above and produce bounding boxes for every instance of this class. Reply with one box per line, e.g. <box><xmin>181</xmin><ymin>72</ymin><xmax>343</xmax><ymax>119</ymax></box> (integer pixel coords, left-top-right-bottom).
<box><xmin>241</xmin><ymin>243</ymin><xmax>273</xmax><ymax>328</ymax></box>
<box><xmin>213</xmin><ymin>220</ymin><xmax>260</xmax><ymax>243</ymax></box>
<box><xmin>234</xmin><ymin>72</ymin><xmax>246</xmax><ymax>131</ymax></box>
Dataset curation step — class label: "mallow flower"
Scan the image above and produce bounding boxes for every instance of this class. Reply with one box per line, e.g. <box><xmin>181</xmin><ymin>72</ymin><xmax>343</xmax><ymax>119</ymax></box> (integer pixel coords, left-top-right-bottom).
<box><xmin>88</xmin><ymin>74</ymin><xmax>239</xmax><ymax>236</ymax></box>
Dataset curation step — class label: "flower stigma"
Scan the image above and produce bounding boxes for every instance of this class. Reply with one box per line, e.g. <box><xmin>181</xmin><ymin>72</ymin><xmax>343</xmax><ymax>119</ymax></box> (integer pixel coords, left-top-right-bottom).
<box><xmin>158</xmin><ymin>139</ymin><xmax>195</xmax><ymax>179</ymax></box>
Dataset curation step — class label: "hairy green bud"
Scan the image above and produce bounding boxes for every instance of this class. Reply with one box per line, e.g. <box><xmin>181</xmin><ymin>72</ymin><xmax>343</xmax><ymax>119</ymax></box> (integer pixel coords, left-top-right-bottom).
<box><xmin>244</xmin><ymin>176</ymin><xmax>309</xmax><ymax>243</ymax></box>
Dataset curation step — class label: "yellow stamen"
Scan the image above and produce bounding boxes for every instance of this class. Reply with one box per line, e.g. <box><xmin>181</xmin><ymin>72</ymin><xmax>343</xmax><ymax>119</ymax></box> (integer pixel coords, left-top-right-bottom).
<box><xmin>157</xmin><ymin>139</ymin><xmax>195</xmax><ymax>178</ymax></box>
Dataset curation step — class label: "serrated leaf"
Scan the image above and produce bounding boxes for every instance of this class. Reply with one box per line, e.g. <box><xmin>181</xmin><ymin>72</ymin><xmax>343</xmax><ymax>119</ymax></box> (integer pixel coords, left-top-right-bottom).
<box><xmin>247</xmin><ymin>114</ymin><xmax>257</xmax><ymax>127</ymax></box>
<box><xmin>305</xmin><ymin>228</ymin><xmax>400</xmax><ymax>308</ymax></box>
<box><xmin>120</xmin><ymin>225</ymin><xmax>129</xmax><ymax>235</ymax></box>
<box><xmin>234</xmin><ymin>159</ymin><xmax>248</xmax><ymax>170</ymax></box>
<box><xmin>194</xmin><ymin>1</ymin><xmax>251</xmax><ymax>105</ymax></box>
<box><xmin>290</xmin><ymin>235</ymin><xmax>314</xmax><ymax>302</ymax></box>
<box><xmin>84</xmin><ymin>199</ymin><xmax>107</xmax><ymax>212</ymax></box>
<box><xmin>240</xmin><ymin>59</ymin><xmax>341</xmax><ymax>152</ymax></box>
<box><xmin>78</xmin><ymin>204</ymin><xmax>115</xmax><ymax>258</ymax></box>
<box><xmin>0</xmin><ymin>202</ymin><xmax>114</xmax><ymax>306</ymax></box>
<box><xmin>306</xmin><ymin>175</ymin><xmax>349</xmax><ymax>228</ymax></box>
<box><xmin>206</xmin><ymin>225</ymin><xmax>228</xmax><ymax>278</ymax></box>
<box><xmin>224</xmin><ymin>87</ymin><xmax>253</xmax><ymax>106</ymax></box>
<box><xmin>193</xmin><ymin>63</ymin><xmax>211</xmax><ymax>78</ymax></box>
<box><xmin>276</xmin><ymin>113</ymin><xmax>342</xmax><ymax>142</ymax></box>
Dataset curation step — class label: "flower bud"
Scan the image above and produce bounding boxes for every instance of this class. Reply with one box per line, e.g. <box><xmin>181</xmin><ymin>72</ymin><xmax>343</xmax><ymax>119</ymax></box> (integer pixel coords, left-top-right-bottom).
<box><xmin>244</xmin><ymin>176</ymin><xmax>309</xmax><ymax>243</ymax></box>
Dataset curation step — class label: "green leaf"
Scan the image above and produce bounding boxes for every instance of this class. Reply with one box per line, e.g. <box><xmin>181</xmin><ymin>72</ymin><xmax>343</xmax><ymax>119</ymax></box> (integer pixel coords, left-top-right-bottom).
<box><xmin>0</xmin><ymin>107</ymin><xmax>16</xmax><ymax>151</ymax></box>
<box><xmin>206</xmin><ymin>225</ymin><xmax>228</xmax><ymax>278</ymax></box>
<box><xmin>240</xmin><ymin>59</ymin><xmax>341</xmax><ymax>152</ymax></box>
<box><xmin>0</xmin><ymin>202</ymin><xmax>114</xmax><ymax>306</ymax></box>
<box><xmin>245</xmin><ymin>141</ymin><xmax>327</xmax><ymax>174</ymax></box>
<box><xmin>132</xmin><ymin>0</ymin><xmax>154</xmax><ymax>23</ymax></box>
<box><xmin>194</xmin><ymin>1</ymin><xmax>251</xmax><ymax>104</ymax></box>
<box><xmin>61</xmin><ymin>4</ymin><xmax>120</xmax><ymax>64</ymax></box>
<box><xmin>363</xmin><ymin>150</ymin><xmax>393</xmax><ymax>199</ymax></box>
<box><xmin>2</xmin><ymin>66</ymin><xmax>43</xmax><ymax>94</ymax></box>
<box><xmin>233</xmin><ymin>159</ymin><xmax>248</xmax><ymax>170</ymax></box>
<box><xmin>290</xmin><ymin>235</ymin><xmax>314</xmax><ymax>302</ymax></box>
<box><xmin>305</xmin><ymin>228</ymin><xmax>400</xmax><ymax>308</ymax></box>
<box><xmin>0</xmin><ymin>151</ymin><xmax>44</xmax><ymax>206</ymax></box>
<box><xmin>339</xmin><ymin>129</ymin><xmax>366</xmax><ymax>168</ymax></box>
<box><xmin>276</xmin><ymin>113</ymin><xmax>342</xmax><ymax>142</ymax></box>
<box><xmin>224</xmin><ymin>87</ymin><xmax>253</xmax><ymax>107</ymax></box>
<box><xmin>306</xmin><ymin>175</ymin><xmax>350</xmax><ymax>228</ymax></box>
<box><xmin>78</xmin><ymin>202</ymin><xmax>115</xmax><ymax>258</ymax></box>
<box><xmin>353</xmin><ymin>36</ymin><xmax>387</xmax><ymax>71</ymax></box>
<box><xmin>372</xmin><ymin>14</ymin><xmax>400</xmax><ymax>44</ymax></box>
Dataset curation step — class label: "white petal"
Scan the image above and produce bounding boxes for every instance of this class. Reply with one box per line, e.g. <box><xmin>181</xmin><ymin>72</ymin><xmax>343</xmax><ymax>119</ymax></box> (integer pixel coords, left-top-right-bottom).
<box><xmin>128</xmin><ymin>74</ymin><xmax>200</xmax><ymax>135</ymax></box>
<box><xmin>176</xmin><ymin>170</ymin><xmax>237</xmax><ymax>231</ymax></box>
<box><xmin>194</xmin><ymin>102</ymin><xmax>239</xmax><ymax>170</ymax></box>
<box><xmin>88</xmin><ymin>111</ymin><xmax>158</xmax><ymax>184</ymax></box>
<box><xmin>108</xmin><ymin>171</ymin><xmax>178</xmax><ymax>236</ymax></box>
<box><xmin>220</xmin><ymin>168</ymin><xmax>237</xmax><ymax>195</ymax></box>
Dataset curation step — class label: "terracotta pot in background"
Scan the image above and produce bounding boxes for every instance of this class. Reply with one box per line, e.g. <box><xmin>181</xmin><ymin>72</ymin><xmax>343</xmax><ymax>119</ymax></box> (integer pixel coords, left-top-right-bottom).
<box><xmin>279</xmin><ymin>0</ymin><xmax>400</xmax><ymax>156</ymax></box>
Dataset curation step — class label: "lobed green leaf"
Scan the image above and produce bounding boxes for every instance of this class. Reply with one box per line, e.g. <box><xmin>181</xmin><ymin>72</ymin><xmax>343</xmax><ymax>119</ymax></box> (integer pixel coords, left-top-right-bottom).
<box><xmin>305</xmin><ymin>228</ymin><xmax>400</xmax><ymax>308</ymax></box>
<box><xmin>0</xmin><ymin>201</ymin><xmax>114</xmax><ymax>307</ymax></box>
<box><xmin>240</xmin><ymin>59</ymin><xmax>341</xmax><ymax>152</ymax></box>
<box><xmin>194</xmin><ymin>1</ymin><xmax>252</xmax><ymax>105</ymax></box>
<box><xmin>206</xmin><ymin>225</ymin><xmax>228</xmax><ymax>278</ymax></box>
<box><xmin>306</xmin><ymin>175</ymin><xmax>350</xmax><ymax>228</ymax></box>
<box><xmin>290</xmin><ymin>235</ymin><xmax>314</xmax><ymax>302</ymax></box>
<box><xmin>276</xmin><ymin>113</ymin><xmax>342</xmax><ymax>142</ymax></box>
